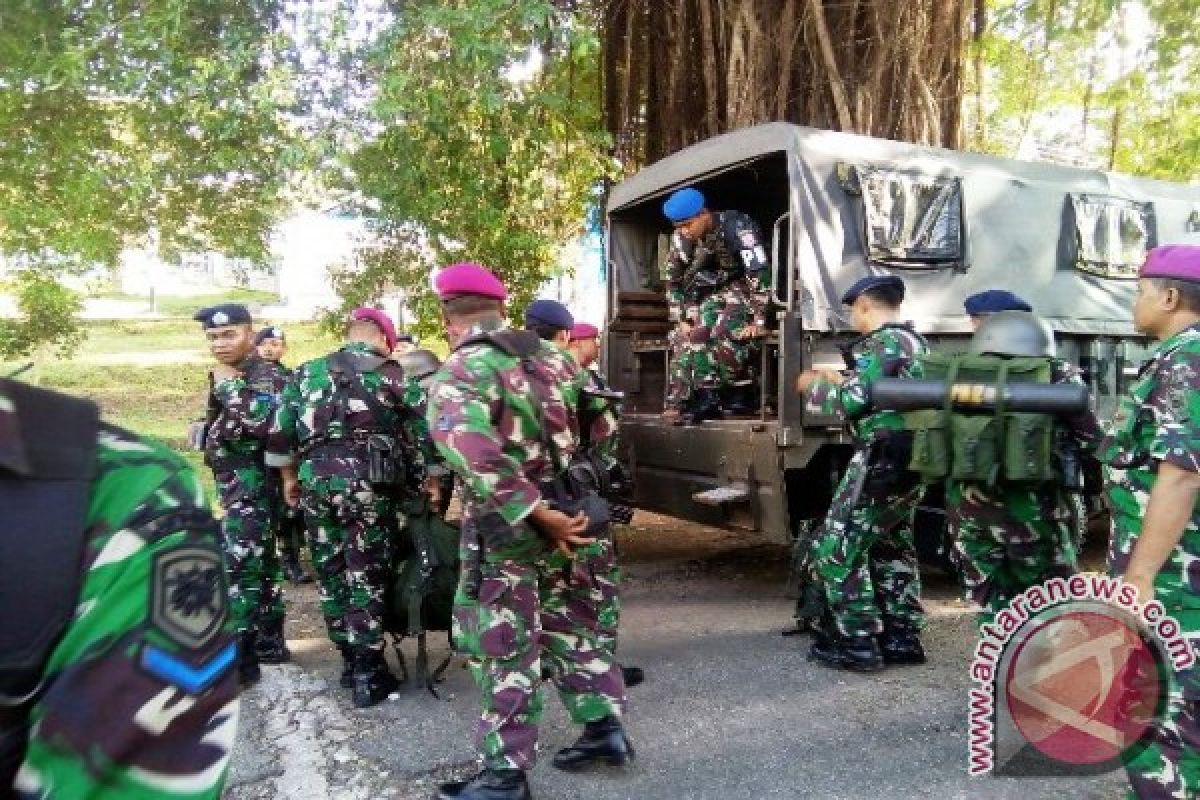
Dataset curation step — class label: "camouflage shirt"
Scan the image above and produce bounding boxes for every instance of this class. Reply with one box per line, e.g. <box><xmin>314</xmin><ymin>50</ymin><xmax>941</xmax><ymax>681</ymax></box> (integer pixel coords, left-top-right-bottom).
<box><xmin>266</xmin><ymin>341</ymin><xmax>428</xmax><ymax>484</ymax></box>
<box><xmin>1101</xmin><ymin>323</ymin><xmax>1200</xmax><ymax>609</ymax></box>
<box><xmin>808</xmin><ymin>324</ymin><xmax>928</xmax><ymax>442</ymax></box>
<box><xmin>427</xmin><ymin>322</ymin><xmax>581</xmax><ymax>551</ymax></box>
<box><xmin>204</xmin><ymin>354</ymin><xmax>288</xmax><ymax>470</ymax></box>
<box><xmin>580</xmin><ymin>365</ymin><xmax>620</xmax><ymax>469</ymax></box>
<box><xmin>665</xmin><ymin>210</ymin><xmax>770</xmax><ymax>324</ymax></box>
<box><xmin>4</xmin><ymin>396</ymin><xmax>238</xmax><ymax>799</ymax></box>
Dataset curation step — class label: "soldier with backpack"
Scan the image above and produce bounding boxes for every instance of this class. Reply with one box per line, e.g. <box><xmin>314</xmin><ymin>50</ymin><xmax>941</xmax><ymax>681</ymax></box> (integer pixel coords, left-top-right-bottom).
<box><xmin>918</xmin><ymin>311</ymin><xmax>1104</xmax><ymax>625</ymax></box>
<box><xmin>267</xmin><ymin>307</ymin><xmax>428</xmax><ymax>708</ymax></box>
<box><xmin>1</xmin><ymin>379</ymin><xmax>238</xmax><ymax>799</ymax></box>
<box><xmin>795</xmin><ymin>275</ymin><xmax>929</xmax><ymax>672</ymax></box>
<box><xmin>427</xmin><ymin>263</ymin><xmax>632</xmax><ymax>800</ymax></box>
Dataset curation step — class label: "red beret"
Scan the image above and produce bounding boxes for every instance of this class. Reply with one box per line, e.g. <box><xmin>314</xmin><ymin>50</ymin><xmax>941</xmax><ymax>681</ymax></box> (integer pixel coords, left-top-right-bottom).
<box><xmin>349</xmin><ymin>307</ymin><xmax>397</xmax><ymax>352</ymax></box>
<box><xmin>1140</xmin><ymin>245</ymin><xmax>1200</xmax><ymax>283</ymax></box>
<box><xmin>570</xmin><ymin>322</ymin><xmax>600</xmax><ymax>341</ymax></box>
<box><xmin>434</xmin><ymin>262</ymin><xmax>508</xmax><ymax>302</ymax></box>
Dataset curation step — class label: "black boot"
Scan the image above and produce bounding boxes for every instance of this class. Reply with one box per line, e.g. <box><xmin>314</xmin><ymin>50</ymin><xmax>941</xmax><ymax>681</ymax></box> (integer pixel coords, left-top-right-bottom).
<box><xmin>337</xmin><ymin>643</ymin><xmax>355</xmax><ymax>688</ymax></box>
<box><xmin>621</xmin><ymin>665</ymin><xmax>645</xmax><ymax>688</ymax></box>
<box><xmin>351</xmin><ymin>647</ymin><xmax>399</xmax><ymax>708</ymax></box>
<box><xmin>238</xmin><ymin>632</ymin><xmax>261</xmax><ymax>687</ymax></box>
<box><xmin>255</xmin><ymin>617</ymin><xmax>291</xmax><ymax>664</ymax></box>
<box><xmin>552</xmin><ymin>715</ymin><xmax>636</xmax><ymax>772</ymax></box>
<box><xmin>879</xmin><ymin>623</ymin><xmax>927</xmax><ymax>665</ymax></box>
<box><xmin>436</xmin><ymin>768</ymin><xmax>531</xmax><ymax>800</ymax></box>
<box><xmin>808</xmin><ymin>632</ymin><xmax>884</xmax><ymax>673</ymax></box>
<box><xmin>682</xmin><ymin>389</ymin><xmax>723</xmax><ymax>426</ymax></box>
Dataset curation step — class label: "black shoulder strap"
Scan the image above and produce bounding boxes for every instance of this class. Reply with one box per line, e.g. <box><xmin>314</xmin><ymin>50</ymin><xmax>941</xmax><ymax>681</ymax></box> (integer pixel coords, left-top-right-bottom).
<box><xmin>0</xmin><ymin>381</ymin><xmax>98</xmax><ymax>788</ymax></box>
<box><xmin>457</xmin><ymin>329</ymin><xmax>542</xmax><ymax>359</ymax></box>
<box><xmin>328</xmin><ymin>350</ymin><xmax>394</xmax><ymax>430</ymax></box>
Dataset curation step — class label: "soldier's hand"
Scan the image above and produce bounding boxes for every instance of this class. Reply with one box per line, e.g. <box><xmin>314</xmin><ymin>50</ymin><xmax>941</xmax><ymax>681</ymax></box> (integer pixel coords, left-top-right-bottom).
<box><xmin>424</xmin><ymin>476</ymin><xmax>442</xmax><ymax>507</ymax></box>
<box><xmin>530</xmin><ymin>506</ymin><xmax>594</xmax><ymax>558</ymax></box>
<box><xmin>737</xmin><ymin>324</ymin><xmax>766</xmax><ymax>340</ymax></box>
<box><xmin>211</xmin><ymin>364</ymin><xmax>239</xmax><ymax>383</ymax></box>
<box><xmin>795</xmin><ymin>370</ymin><xmax>820</xmax><ymax>393</ymax></box>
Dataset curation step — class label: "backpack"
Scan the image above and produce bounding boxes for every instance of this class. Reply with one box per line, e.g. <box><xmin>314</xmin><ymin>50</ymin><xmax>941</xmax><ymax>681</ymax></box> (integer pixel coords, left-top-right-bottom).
<box><xmin>1</xmin><ymin>380</ymin><xmax>98</xmax><ymax>789</ymax></box>
<box><xmin>905</xmin><ymin>353</ymin><xmax>1058</xmax><ymax>486</ymax></box>
<box><xmin>384</xmin><ymin>495</ymin><xmax>461</xmax><ymax>694</ymax></box>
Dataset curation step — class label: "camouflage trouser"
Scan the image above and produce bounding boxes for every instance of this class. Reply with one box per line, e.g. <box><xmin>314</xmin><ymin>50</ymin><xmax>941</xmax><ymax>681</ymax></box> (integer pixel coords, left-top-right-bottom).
<box><xmin>812</xmin><ymin>450</ymin><xmax>924</xmax><ymax>638</ymax></box>
<box><xmin>452</xmin><ymin>519</ymin><xmax>627</xmax><ymax>770</ymax></box>
<box><xmin>301</xmin><ymin>467</ymin><xmax>396</xmax><ymax>653</ymax></box>
<box><xmin>666</xmin><ymin>285</ymin><xmax>757</xmax><ymax>410</ymax></box>
<box><xmin>215</xmin><ymin>466</ymin><xmax>285</xmax><ymax>635</ymax></box>
<box><xmin>946</xmin><ymin>482</ymin><xmax>1078</xmax><ymax>624</ymax></box>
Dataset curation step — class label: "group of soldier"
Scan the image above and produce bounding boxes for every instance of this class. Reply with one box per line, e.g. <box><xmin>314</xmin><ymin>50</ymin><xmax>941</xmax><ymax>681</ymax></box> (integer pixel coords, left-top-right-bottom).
<box><xmin>4</xmin><ymin>187</ymin><xmax>1200</xmax><ymax>799</ymax></box>
<box><xmin>190</xmin><ymin>261</ymin><xmax>638</xmax><ymax>799</ymax></box>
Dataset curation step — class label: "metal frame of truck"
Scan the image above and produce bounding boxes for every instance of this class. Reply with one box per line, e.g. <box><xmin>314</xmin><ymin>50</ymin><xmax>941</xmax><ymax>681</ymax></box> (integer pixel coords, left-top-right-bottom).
<box><xmin>603</xmin><ymin>122</ymin><xmax>1200</xmax><ymax>549</ymax></box>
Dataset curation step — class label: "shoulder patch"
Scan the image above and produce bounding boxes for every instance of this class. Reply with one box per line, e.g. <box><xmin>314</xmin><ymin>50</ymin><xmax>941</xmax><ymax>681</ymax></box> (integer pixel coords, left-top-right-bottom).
<box><xmin>151</xmin><ymin>546</ymin><xmax>227</xmax><ymax>650</ymax></box>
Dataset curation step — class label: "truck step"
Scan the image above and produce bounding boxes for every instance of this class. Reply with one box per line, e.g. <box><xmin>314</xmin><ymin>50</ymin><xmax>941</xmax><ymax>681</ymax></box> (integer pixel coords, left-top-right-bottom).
<box><xmin>692</xmin><ymin>485</ymin><xmax>750</xmax><ymax>506</ymax></box>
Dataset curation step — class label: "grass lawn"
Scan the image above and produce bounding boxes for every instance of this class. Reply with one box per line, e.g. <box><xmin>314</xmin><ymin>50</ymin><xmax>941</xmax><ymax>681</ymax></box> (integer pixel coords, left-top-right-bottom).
<box><xmin>92</xmin><ymin>287</ymin><xmax>280</xmax><ymax>317</ymax></box>
<box><xmin>3</xmin><ymin>316</ymin><xmax>340</xmax><ymax>501</ymax></box>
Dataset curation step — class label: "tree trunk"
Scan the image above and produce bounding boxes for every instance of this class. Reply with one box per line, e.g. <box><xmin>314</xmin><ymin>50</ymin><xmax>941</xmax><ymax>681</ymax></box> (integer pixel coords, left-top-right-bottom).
<box><xmin>600</xmin><ymin>0</ymin><xmax>970</xmax><ymax>169</ymax></box>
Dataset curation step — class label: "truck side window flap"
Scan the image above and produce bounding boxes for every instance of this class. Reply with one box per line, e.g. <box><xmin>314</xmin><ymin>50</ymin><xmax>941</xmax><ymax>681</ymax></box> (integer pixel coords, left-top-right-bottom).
<box><xmin>1187</xmin><ymin>206</ymin><xmax>1200</xmax><ymax>233</ymax></box>
<box><xmin>838</xmin><ymin>163</ymin><xmax>964</xmax><ymax>270</ymax></box>
<box><xmin>1068</xmin><ymin>193</ymin><xmax>1157</xmax><ymax>279</ymax></box>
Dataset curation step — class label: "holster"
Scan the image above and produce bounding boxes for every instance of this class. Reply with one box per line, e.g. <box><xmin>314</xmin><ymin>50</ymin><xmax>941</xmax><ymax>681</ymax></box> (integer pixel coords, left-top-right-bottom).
<box><xmin>366</xmin><ymin>434</ymin><xmax>403</xmax><ymax>487</ymax></box>
<box><xmin>859</xmin><ymin>430</ymin><xmax>919</xmax><ymax>501</ymax></box>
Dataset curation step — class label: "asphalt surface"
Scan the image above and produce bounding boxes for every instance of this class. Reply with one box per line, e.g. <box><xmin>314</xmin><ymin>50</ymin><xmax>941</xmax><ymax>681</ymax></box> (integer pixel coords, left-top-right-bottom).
<box><xmin>225</xmin><ymin>515</ymin><xmax>1127</xmax><ymax>800</ymax></box>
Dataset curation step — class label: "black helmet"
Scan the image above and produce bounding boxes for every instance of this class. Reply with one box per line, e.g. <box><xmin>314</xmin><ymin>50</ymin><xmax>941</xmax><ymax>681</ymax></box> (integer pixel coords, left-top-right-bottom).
<box><xmin>397</xmin><ymin>348</ymin><xmax>442</xmax><ymax>382</ymax></box>
<box><xmin>969</xmin><ymin>310</ymin><xmax>1056</xmax><ymax>358</ymax></box>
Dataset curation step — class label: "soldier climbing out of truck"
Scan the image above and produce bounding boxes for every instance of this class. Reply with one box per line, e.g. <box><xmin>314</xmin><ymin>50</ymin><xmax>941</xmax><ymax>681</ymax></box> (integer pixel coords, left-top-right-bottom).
<box><xmin>660</xmin><ymin>187</ymin><xmax>771</xmax><ymax>426</ymax></box>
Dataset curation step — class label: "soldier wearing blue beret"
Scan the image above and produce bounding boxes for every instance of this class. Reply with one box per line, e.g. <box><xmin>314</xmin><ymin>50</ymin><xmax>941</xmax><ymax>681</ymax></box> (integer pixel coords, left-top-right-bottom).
<box><xmin>192</xmin><ymin>303</ymin><xmax>291</xmax><ymax>683</ymax></box>
<box><xmin>661</xmin><ymin>186</ymin><xmax>771</xmax><ymax>425</ymax></box>
<box><xmin>794</xmin><ymin>274</ymin><xmax>929</xmax><ymax>671</ymax></box>
<box><xmin>963</xmin><ymin>290</ymin><xmax>1032</xmax><ymax>328</ymax></box>
<box><xmin>524</xmin><ymin>299</ymin><xmax>575</xmax><ymax>347</ymax></box>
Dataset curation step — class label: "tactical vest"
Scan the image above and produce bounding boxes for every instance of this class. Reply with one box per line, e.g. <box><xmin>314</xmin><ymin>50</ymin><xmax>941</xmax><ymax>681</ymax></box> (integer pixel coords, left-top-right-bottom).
<box><xmin>0</xmin><ymin>381</ymin><xmax>98</xmax><ymax>793</ymax></box>
<box><xmin>905</xmin><ymin>353</ymin><xmax>1058</xmax><ymax>485</ymax></box>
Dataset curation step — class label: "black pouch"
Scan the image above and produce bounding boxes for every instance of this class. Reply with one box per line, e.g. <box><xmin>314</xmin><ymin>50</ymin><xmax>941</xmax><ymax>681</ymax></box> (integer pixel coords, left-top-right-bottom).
<box><xmin>861</xmin><ymin>430</ymin><xmax>920</xmax><ymax>500</ymax></box>
<box><xmin>366</xmin><ymin>434</ymin><xmax>402</xmax><ymax>486</ymax></box>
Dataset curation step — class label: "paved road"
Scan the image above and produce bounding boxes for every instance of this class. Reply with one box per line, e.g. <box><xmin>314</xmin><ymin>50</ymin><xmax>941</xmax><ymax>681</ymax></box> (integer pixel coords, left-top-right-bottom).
<box><xmin>225</xmin><ymin>517</ymin><xmax>1126</xmax><ymax>800</ymax></box>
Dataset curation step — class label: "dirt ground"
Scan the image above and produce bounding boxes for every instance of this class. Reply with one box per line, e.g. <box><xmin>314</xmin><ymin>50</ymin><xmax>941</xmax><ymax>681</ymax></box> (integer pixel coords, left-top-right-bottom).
<box><xmin>224</xmin><ymin>512</ymin><xmax>1127</xmax><ymax>800</ymax></box>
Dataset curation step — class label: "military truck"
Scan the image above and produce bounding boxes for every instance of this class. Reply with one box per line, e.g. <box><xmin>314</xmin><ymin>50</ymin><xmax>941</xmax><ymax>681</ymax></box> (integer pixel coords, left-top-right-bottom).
<box><xmin>602</xmin><ymin>122</ymin><xmax>1200</xmax><ymax>554</ymax></box>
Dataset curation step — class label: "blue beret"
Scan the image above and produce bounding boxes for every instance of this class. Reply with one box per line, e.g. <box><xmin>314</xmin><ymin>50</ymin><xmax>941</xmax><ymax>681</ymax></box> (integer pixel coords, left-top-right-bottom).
<box><xmin>193</xmin><ymin>303</ymin><xmax>252</xmax><ymax>329</ymax></box>
<box><xmin>964</xmin><ymin>290</ymin><xmax>1033</xmax><ymax>316</ymax></box>
<box><xmin>254</xmin><ymin>326</ymin><xmax>285</xmax><ymax>346</ymax></box>
<box><xmin>840</xmin><ymin>275</ymin><xmax>905</xmax><ymax>305</ymax></box>
<box><xmin>524</xmin><ymin>299</ymin><xmax>575</xmax><ymax>332</ymax></box>
<box><xmin>662</xmin><ymin>187</ymin><xmax>706</xmax><ymax>223</ymax></box>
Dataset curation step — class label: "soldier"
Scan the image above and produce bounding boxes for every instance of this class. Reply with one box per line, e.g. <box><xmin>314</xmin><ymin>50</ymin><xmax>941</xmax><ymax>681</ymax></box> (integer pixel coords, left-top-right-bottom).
<box><xmin>943</xmin><ymin>311</ymin><xmax>1104</xmax><ymax>625</ymax></box>
<box><xmin>396</xmin><ymin>347</ymin><xmax>454</xmax><ymax>517</ymax></box>
<box><xmin>1</xmin><ymin>378</ymin><xmax>238</xmax><ymax>799</ymax></box>
<box><xmin>660</xmin><ymin>187</ymin><xmax>770</xmax><ymax>425</ymax></box>
<box><xmin>255</xmin><ymin>326</ymin><xmax>315</xmax><ymax>586</ymax></box>
<box><xmin>1101</xmin><ymin>245</ymin><xmax>1200</xmax><ymax>798</ymax></box>
<box><xmin>428</xmin><ymin>264</ymin><xmax>632</xmax><ymax>800</ymax></box>
<box><xmin>963</xmin><ymin>289</ymin><xmax>1032</xmax><ymax>329</ymax></box>
<box><xmin>795</xmin><ymin>275</ymin><xmax>928</xmax><ymax>672</ymax></box>
<box><xmin>194</xmin><ymin>303</ymin><xmax>289</xmax><ymax>685</ymax></box>
<box><xmin>267</xmin><ymin>307</ymin><xmax>425</xmax><ymax>708</ymax></box>
<box><xmin>567</xmin><ymin>320</ymin><xmax>645</xmax><ymax>688</ymax></box>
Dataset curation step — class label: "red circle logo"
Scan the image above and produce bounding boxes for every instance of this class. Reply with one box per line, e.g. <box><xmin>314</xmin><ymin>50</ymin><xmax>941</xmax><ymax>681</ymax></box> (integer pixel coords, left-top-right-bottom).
<box><xmin>1004</xmin><ymin>608</ymin><xmax>1164</xmax><ymax>766</ymax></box>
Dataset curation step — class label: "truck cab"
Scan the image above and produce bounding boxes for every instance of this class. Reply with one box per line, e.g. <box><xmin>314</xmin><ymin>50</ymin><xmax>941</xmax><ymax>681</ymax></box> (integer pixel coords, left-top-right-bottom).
<box><xmin>603</xmin><ymin>122</ymin><xmax>1200</xmax><ymax>549</ymax></box>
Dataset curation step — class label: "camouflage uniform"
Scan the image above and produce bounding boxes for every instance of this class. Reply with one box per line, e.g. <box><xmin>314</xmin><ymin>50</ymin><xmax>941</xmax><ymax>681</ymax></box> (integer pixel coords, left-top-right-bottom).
<box><xmin>946</xmin><ymin>359</ymin><xmax>1105</xmax><ymax>622</ymax></box>
<box><xmin>4</xmin><ymin>391</ymin><xmax>238</xmax><ymax>799</ymax></box>
<box><xmin>267</xmin><ymin>341</ymin><xmax>425</xmax><ymax>655</ymax></box>
<box><xmin>428</xmin><ymin>322</ymin><xmax>626</xmax><ymax>771</ymax></box>
<box><xmin>205</xmin><ymin>354</ymin><xmax>288</xmax><ymax>638</ymax></box>
<box><xmin>807</xmin><ymin>325</ymin><xmax>928</xmax><ymax>638</ymax></box>
<box><xmin>1101</xmin><ymin>323</ymin><xmax>1200</xmax><ymax>799</ymax></box>
<box><xmin>664</xmin><ymin>211</ymin><xmax>769</xmax><ymax>410</ymax></box>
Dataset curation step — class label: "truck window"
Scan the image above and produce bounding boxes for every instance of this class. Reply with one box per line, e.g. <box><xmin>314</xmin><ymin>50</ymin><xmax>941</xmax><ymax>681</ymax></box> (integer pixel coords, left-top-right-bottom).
<box><xmin>1068</xmin><ymin>193</ymin><xmax>1156</xmax><ymax>279</ymax></box>
<box><xmin>839</xmin><ymin>164</ymin><xmax>964</xmax><ymax>269</ymax></box>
